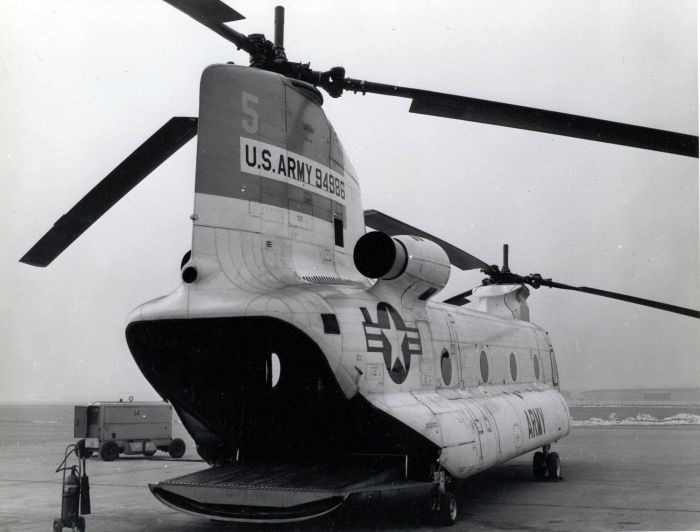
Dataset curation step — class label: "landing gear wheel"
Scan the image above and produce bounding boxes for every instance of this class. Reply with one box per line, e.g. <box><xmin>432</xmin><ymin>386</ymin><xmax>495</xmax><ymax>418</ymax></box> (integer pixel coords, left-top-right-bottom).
<box><xmin>533</xmin><ymin>451</ymin><xmax>547</xmax><ymax>480</ymax></box>
<box><xmin>546</xmin><ymin>451</ymin><xmax>561</xmax><ymax>481</ymax></box>
<box><xmin>168</xmin><ymin>438</ymin><xmax>186</xmax><ymax>458</ymax></box>
<box><xmin>437</xmin><ymin>491</ymin><xmax>458</xmax><ymax>526</ymax></box>
<box><xmin>99</xmin><ymin>440</ymin><xmax>119</xmax><ymax>462</ymax></box>
<box><xmin>76</xmin><ymin>515</ymin><xmax>86</xmax><ymax>532</ymax></box>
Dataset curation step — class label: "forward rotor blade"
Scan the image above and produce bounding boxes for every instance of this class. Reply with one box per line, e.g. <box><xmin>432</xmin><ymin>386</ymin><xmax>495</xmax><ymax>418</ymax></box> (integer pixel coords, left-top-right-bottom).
<box><xmin>163</xmin><ymin>0</ymin><xmax>252</xmax><ymax>53</ymax></box>
<box><xmin>20</xmin><ymin>117</ymin><xmax>198</xmax><ymax>267</ymax></box>
<box><xmin>444</xmin><ymin>289</ymin><xmax>473</xmax><ymax>306</ymax></box>
<box><xmin>343</xmin><ymin>79</ymin><xmax>698</xmax><ymax>158</ymax></box>
<box><xmin>545</xmin><ymin>280</ymin><xmax>700</xmax><ymax>319</ymax></box>
<box><xmin>363</xmin><ymin>210</ymin><xmax>491</xmax><ymax>271</ymax></box>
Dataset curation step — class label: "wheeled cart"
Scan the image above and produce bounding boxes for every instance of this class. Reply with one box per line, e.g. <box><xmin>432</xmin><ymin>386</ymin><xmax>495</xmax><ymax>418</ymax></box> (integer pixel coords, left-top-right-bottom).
<box><xmin>73</xmin><ymin>401</ymin><xmax>186</xmax><ymax>461</ymax></box>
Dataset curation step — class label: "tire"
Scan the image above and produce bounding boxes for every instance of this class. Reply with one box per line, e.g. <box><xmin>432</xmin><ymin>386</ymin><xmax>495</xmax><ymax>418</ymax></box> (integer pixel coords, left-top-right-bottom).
<box><xmin>99</xmin><ymin>440</ymin><xmax>120</xmax><ymax>462</ymax></box>
<box><xmin>420</xmin><ymin>487</ymin><xmax>441</xmax><ymax>524</ymax></box>
<box><xmin>143</xmin><ymin>450</ymin><xmax>156</xmax><ymax>457</ymax></box>
<box><xmin>168</xmin><ymin>438</ymin><xmax>186</xmax><ymax>459</ymax></box>
<box><xmin>533</xmin><ymin>451</ymin><xmax>547</xmax><ymax>480</ymax></box>
<box><xmin>437</xmin><ymin>491</ymin><xmax>458</xmax><ymax>526</ymax></box>
<box><xmin>76</xmin><ymin>515</ymin><xmax>86</xmax><ymax>532</ymax></box>
<box><xmin>82</xmin><ymin>449</ymin><xmax>94</xmax><ymax>459</ymax></box>
<box><xmin>546</xmin><ymin>452</ymin><xmax>561</xmax><ymax>481</ymax></box>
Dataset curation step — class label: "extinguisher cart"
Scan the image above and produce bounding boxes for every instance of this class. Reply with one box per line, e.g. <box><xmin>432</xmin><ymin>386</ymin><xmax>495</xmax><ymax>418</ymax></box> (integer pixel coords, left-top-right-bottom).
<box><xmin>53</xmin><ymin>440</ymin><xmax>91</xmax><ymax>532</ymax></box>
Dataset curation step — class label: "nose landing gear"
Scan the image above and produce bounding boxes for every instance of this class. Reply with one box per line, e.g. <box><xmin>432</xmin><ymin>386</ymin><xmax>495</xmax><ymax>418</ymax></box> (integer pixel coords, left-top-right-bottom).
<box><xmin>533</xmin><ymin>444</ymin><xmax>561</xmax><ymax>481</ymax></box>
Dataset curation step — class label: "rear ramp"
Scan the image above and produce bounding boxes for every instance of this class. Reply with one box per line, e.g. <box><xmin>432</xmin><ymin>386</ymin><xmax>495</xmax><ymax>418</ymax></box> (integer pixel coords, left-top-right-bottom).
<box><xmin>150</xmin><ymin>460</ymin><xmax>436</xmax><ymax>523</ymax></box>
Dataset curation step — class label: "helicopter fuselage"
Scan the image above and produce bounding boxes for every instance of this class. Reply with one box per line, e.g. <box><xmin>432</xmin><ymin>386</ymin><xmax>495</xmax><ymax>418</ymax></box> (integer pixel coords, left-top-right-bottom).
<box><xmin>126</xmin><ymin>278</ymin><xmax>570</xmax><ymax>479</ymax></box>
<box><xmin>124</xmin><ymin>63</ymin><xmax>570</xmax><ymax>486</ymax></box>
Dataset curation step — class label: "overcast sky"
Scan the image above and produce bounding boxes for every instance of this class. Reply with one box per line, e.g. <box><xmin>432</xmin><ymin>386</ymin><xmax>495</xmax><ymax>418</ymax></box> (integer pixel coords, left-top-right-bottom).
<box><xmin>1</xmin><ymin>0</ymin><xmax>697</xmax><ymax>403</ymax></box>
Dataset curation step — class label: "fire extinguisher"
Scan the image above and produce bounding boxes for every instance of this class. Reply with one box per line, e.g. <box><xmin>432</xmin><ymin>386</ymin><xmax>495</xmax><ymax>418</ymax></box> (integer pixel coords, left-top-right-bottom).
<box><xmin>53</xmin><ymin>440</ymin><xmax>90</xmax><ymax>532</ymax></box>
<box><xmin>61</xmin><ymin>466</ymin><xmax>81</xmax><ymax>525</ymax></box>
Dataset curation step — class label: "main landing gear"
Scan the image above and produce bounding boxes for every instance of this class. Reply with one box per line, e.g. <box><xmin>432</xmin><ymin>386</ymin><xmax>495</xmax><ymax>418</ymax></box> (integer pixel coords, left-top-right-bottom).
<box><xmin>533</xmin><ymin>444</ymin><xmax>561</xmax><ymax>481</ymax></box>
<box><xmin>426</xmin><ymin>468</ymin><xmax>458</xmax><ymax>526</ymax></box>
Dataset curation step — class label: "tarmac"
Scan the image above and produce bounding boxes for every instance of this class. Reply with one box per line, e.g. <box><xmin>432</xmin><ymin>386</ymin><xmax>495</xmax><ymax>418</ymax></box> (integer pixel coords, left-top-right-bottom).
<box><xmin>1</xmin><ymin>419</ymin><xmax>699</xmax><ymax>531</ymax></box>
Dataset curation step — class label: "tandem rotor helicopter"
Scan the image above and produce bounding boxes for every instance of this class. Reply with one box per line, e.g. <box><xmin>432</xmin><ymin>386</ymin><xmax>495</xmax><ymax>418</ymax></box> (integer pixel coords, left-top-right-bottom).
<box><xmin>19</xmin><ymin>0</ymin><xmax>699</xmax><ymax>526</ymax></box>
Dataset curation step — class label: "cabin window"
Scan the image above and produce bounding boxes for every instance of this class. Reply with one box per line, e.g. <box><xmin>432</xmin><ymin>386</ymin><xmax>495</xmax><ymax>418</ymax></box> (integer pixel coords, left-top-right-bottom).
<box><xmin>266</xmin><ymin>352</ymin><xmax>281</xmax><ymax>388</ymax></box>
<box><xmin>440</xmin><ymin>349</ymin><xmax>452</xmax><ymax>386</ymax></box>
<box><xmin>479</xmin><ymin>350</ymin><xmax>489</xmax><ymax>383</ymax></box>
<box><xmin>533</xmin><ymin>355</ymin><xmax>540</xmax><ymax>380</ymax></box>
<box><xmin>510</xmin><ymin>353</ymin><xmax>517</xmax><ymax>381</ymax></box>
<box><xmin>334</xmin><ymin>217</ymin><xmax>344</xmax><ymax>247</ymax></box>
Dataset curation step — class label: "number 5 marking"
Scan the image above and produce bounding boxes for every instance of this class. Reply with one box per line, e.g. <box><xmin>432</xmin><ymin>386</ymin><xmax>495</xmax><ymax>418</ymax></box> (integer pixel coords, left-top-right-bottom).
<box><xmin>242</xmin><ymin>92</ymin><xmax>259</xmax><ymax>134</ymax></box>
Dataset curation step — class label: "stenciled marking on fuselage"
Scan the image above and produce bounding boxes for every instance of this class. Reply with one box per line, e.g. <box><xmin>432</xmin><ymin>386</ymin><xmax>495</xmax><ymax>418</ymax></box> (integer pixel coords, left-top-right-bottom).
<box><xmin>360</xmin><ymin>303</ymin><xmax>422</xmax><ymax>385</ymax></box>
<box><xmin>241</xmin><ymin>137</ymin><xmax>346</xmax><ymax>200</ymax></box>
<box><xmin>525</xmin><ymin>407</ymin><xmax>546</xmax><ymax>439</ymax></box>
<box><xmin>195</xmin><ymin>164</ymin><xmax>346</xmax><ymax>225</ymax></box>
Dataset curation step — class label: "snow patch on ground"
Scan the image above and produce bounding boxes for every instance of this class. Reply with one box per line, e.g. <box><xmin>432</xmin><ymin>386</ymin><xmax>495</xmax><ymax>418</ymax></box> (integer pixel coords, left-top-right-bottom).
<box><xmin>573</xmin><ymin>413</ymin><xmax>700</xmax><ymax>426</ymax></box>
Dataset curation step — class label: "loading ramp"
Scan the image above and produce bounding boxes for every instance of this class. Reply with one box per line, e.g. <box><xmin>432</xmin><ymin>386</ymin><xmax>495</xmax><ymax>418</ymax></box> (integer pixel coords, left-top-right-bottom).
<box><xmin>150</xmin><ymin>459</ymin><xmax>437</xmax><ymax>523</ymax></box>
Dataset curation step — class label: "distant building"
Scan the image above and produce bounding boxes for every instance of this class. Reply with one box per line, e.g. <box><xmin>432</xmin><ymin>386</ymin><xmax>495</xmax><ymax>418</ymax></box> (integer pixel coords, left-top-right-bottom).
<box><xmin>579</xmin><ymin>388</ymin><xmax>700</xmax><ymax>403</ymax></box>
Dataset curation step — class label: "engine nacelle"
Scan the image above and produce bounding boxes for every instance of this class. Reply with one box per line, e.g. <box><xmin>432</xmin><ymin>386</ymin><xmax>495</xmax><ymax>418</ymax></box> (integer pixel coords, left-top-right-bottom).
<box><xmin>353</xmin><ymin>231</ymin><xmax>451</xmax><ymax>302</ymax></box>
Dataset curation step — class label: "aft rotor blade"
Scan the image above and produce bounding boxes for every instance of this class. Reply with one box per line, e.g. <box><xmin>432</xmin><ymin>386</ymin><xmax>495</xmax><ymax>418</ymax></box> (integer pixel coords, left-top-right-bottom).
<box><xmin>20</xmin><ymin>117</ymin><xmax>199</xmax><ymax>267</ymax></box>
<box><xmin>363</xmin><ymin>210</ymin><xmax>491</xmax><ymax>271</ymax></box>
<box><xmin>545</xmin><ymin>280</ymin><xmax>700</xmax><ymax>319</ymax></box>
<box><xmin>343</xmin><ymin>79</ymin><xmax>698</xmax><ymax>158</ymax></box>
<box><xmin>163</xmin><ymin>0</ymin><xmax>252</xmax><ymax>53</ymax></box>
<box><xmin>444</xmin><ymin>289</ymin><xmax>473</xmax><ymax>306</ymax></box>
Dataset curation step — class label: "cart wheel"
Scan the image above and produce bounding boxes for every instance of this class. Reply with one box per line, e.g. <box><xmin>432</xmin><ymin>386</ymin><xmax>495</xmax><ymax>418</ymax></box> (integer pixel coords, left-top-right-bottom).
<box><xmin>76</xmin><ymin>515</ymin><xmax>86</xmax><ymax>532</ymax></box>
<box><xmin>99</xmin><ymin>440</ymin><xmax>119</xmax><ymax>462</ymax></box>
<box><xmin>82</xmin><ymin>449</ymin><xmax>94</xmax><ymax>459</ymax></box>
<box><xmin>53</xmin><ymin>517</ymin><xmax>63</xmax><ymax>532</ymax></box>
<box><xmin>168</xmin><ymin>438</ymin><xmax>186</xmax><ymax>458</ymax></box>
<box><xmin>143</xmin><ymin>450</ymin><xmax>156</xmax><ymax>457</ymax></box>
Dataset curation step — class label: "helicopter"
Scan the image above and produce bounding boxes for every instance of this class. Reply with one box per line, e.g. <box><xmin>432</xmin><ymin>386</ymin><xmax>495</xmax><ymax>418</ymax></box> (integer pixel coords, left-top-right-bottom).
<box><xmin>16</xmin><ymin>0</ymin><xmax>699</xmax><ymax>527</ymax></box>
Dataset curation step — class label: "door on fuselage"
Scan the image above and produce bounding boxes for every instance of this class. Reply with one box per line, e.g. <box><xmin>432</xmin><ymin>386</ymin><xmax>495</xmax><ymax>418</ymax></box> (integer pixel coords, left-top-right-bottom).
<box><xmin>550</xmin><ymin>349</ymin><xmax>560</xmax><ymax>387</ymax></box>
<box><xmin>437</xmin><ymin>314</ymin><xmax>461</xmax><ymax>388</ymax></box>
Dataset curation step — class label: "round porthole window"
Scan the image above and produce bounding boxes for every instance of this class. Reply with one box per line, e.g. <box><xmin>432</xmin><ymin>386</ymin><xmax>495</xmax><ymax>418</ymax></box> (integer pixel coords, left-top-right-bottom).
<box><xmin>440</xmin><ymin>349</ymin><xmax>452</xmax><ymax>386</ymax></box>
<box><xmin>266</xmin><ymin>353</ymin><xmax>281</xmax><ymax>388</ymax></box>
<box><xmin>480</xmin><ymin>350</ymin><xmax>489</xmax><ymax>383</ymax></box>
<box><xmin>534</xmin><ymin>355</ymin><xmax>540</xmax><ymax>380</ymax></box>
<box><xmin>510</xmin><ymin>353</ymin><xmax>517</xmax><ymax>381</ymax></box>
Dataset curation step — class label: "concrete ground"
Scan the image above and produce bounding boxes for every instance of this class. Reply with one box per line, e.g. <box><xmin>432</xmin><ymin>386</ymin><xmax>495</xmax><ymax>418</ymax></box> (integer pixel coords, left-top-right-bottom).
<box><xmin>0</xmin><ymin>421</ymin><xmax>699</xmax><ymax>531</ymax></box>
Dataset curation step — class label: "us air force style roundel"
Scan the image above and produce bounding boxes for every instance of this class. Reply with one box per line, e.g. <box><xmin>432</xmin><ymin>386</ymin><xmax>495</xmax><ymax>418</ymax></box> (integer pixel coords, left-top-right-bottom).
<box><xmin>360</xmin><ymin>303</ymin><xmax>422</xmax><ymax>384</ymax></box>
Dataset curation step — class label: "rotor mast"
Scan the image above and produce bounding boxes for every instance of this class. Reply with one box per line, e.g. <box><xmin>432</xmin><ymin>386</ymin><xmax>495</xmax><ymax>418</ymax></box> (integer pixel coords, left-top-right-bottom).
<box><xmin>274</xmin><ymin>5</ymin><xmax>285</xmax><ymax>57</ymax></box>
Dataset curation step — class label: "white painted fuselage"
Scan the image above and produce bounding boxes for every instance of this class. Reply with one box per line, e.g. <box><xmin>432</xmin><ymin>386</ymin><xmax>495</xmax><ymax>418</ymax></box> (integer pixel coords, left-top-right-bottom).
<box><xmin>126</xmin><ymin>64</ymin><xmax>570</xmax><ymax>482</ymax></box>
